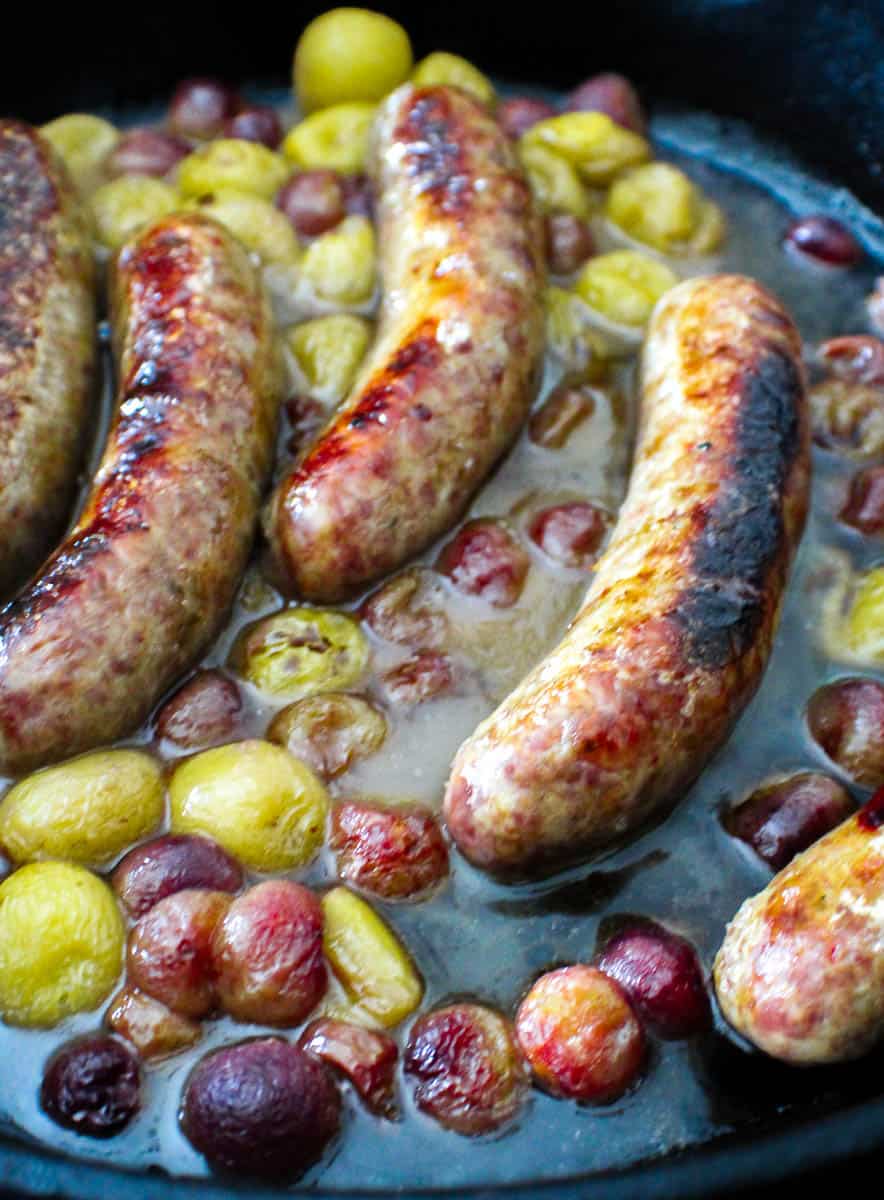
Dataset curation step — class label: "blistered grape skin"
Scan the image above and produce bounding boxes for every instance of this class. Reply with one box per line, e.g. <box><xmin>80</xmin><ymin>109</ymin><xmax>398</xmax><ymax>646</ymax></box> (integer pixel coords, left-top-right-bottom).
<box><xmin>267</xmin><ymin>693</ymin><xmax>388</xmax><ymax>780</ymax></box>
<box><xmin>515</xmin><ymin>965</ymin><xmax>645</xmax><ymax>1103</ymax></box>
<box><xmin>180</xmin><ymin>1038</ymin><xmax>341</xmax><ymax>1179</ymax></box>
<box><xmin>330</xmin><ymin>801</ymin><xmax>449</xmax><ymax>900</ymax></box>
<box><xmin>595</xmin><ymin>920</ymin><xmax>712</xmax><ymax>1038</ymax></box>
<box><xmin>529</xmin><ymin>385</ymin><xmax>596</xmax><ymax>449</ymax></box>
<box><xmin>807</xmin><ymin>677</ymin><xmax>884</xmax><ymax>787</ymax></box>
<box><xmin>819</xmin><ymin>335</ymin><xmax>884</xmax><ymax>385</ymax></box>
<box><xmin>126</xmin><ymin>889</ymin><xmax>231</xmax><ymax>1018</ymax></box>
<box><xmin>841</xmin><ymin>466</ymin><xmax>884</xmax><ymax>535</ymax></box>
<box><xmin>112</xmin><ymin>834</ymin><xmax>244</xmax><ymax>920</ymax></box>
<box><xmin>276</xmin><ymin>170</ymin><xmax>346</xmax><ymax>237</ymax></box>
<box><xmin>545</xmin><ymin>214</ymin><xmax>595</xmax><ymax>275</ymax></box>
<box><xmin>498</xmin><ymin>96</ymin><xmax>557</xmax><ymax>140</ymax></box>
<box><xmin>300</xmin><ymin>1018</ymin><xmax>398</xmax><ymax>1116</ymax></box>
<box><xmin>107</xmin><ymin>129</ymin><xmax>190</xmax><ymax>178</ymax></box>
<box><xmin>784</xmin><ymin>215</ymin><xmax>863</xmax><ymax>266</ymax></box>
<box><xmin>404</xmin><ymin>1003</ymin><xmax>526</xmax><ymax>1135</ymax></box>
<box><xmin>106</xmin><ymin>986</ymin><xmax>202</xmax><ymax>1062</ymax></box>
<box><xmin>154</xmin><ymin>670</ymin><xmax>243</xmax><ymax>750</ymax></box>
<box><xmin>528</xmin><ymin>502</ymin><xmax>607</xmax><ymax>568</ymax></box>
<box><xmin>724</xmin><ymin>772</ymin><xmax>855</xmax><ymax>869</ymax></box>
<box><xmin>563</xmin><ymin>73</ymin><xmax>646</xmax><ymax>133</ymax></box>
<box><xmin>360</xmin><ymin>569</ymin><xmax>449</xmax><ymax>650</ymax></box>
<box><xmin>40</xmin><ymin>1035</ymin><xmax>141</xmax><ymax>1138</ymax></box>
<box><xmin>168</xmin><ymin>78</ymin><xmax>240</xmax><ymax>139</ymax></box>
<box><xmin>436</xmin><ymin>520</ymin><xmax>530</xmax><ymax>608</ymax></box>
<box><xmin>223</xmin><ymin>106</ymin><xmax>283</xmax><ymax>149</ymax></box>
<box><xmin>212</xmin><ymin>881</ymin><xmax>327</xmax><ymax>1026</ymax></box>
<box><xmin>379</xmin><ymin>651</ymin><xmax>455</xmax><ymax>706</ymax></box>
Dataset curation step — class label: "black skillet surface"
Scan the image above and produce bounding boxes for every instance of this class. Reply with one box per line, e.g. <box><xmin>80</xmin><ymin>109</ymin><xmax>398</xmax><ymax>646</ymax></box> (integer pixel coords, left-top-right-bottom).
<box><xmin>1</xmin><ymin>2</ymin><xmax>883</xmax><ymax>1197</ymax></box>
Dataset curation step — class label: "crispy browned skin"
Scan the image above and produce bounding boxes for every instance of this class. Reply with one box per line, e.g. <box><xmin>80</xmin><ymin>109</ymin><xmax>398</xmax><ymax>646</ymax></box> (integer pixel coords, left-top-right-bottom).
<box><xmin>265</xmin><ymin>84</ymin><xmax>545</xmax><ymax>602</ymax></box>
<box><xmin>0</xmin><ymin>213</ymin><xmax>280</xmax><ymax>774</ymax></box>
<box><xmin>715</xmin><ymin>802</ymin><xmax>884</xmax><ymax>1064</ymax></box>
<box><xmin>444</xmin><ymin>275</ymin><xmax>810</xmax><ymax>875</ymax></box>
<box><xmin>0</xmin><ymin>120</ymin><xmax>95</xmax><ymax>598</ymax></box>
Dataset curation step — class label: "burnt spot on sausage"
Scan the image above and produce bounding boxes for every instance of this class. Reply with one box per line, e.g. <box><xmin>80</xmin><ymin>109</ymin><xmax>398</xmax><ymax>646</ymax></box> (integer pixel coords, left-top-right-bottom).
<box><xmin>1</xmin><ymin>224</ymin><xmax>216</xmax><ymax>641</ymax></box>
<box><xmin>395</xmin><ymin>90</ymin><xmax>472</xmax><ymax>216</ymax></box>
<box><xmin>674</xmin><ymin>348</ymin><xmax>803</xmax><ymax>669</ymax></box>
<box><xmin>295</xmin><ymin>325</ymin><xmax>442</xmax><ymax>478</ymax></box>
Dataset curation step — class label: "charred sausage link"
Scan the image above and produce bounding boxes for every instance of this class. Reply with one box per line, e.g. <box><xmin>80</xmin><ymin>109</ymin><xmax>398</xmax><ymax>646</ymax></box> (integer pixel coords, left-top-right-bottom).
<box><xmin>264</xmin><ymin>83</ymin><xmax>545</xmax><ymax>603</ymax></box>
<box><xmin>444</xmin><ymin>275</ymin><xmax>810</xmax><ymax>875</ymax></box>
<box><xmin>714</xmin><ymin>800</ymin><xmax>884</xmax><ymax>1064</ymax></box>
<box><xmin>0</xmin><ymin>120</ymin><xmax>96</xmax><ymax>598</ymax></box>
<box><xmin>0</xmin><ymin>213</ymin><xmax>280</xmax><ymax>774</ymax></box>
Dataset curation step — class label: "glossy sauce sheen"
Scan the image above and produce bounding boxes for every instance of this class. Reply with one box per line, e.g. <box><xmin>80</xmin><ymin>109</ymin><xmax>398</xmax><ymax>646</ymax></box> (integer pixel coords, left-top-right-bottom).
<box><xmin>0</xmin><ymin>100</ymin><xmax>882</xmax><ymax>1189</ymax></box>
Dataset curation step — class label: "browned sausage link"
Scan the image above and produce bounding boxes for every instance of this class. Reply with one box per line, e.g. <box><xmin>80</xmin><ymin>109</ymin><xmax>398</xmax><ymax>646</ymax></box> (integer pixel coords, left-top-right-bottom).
<box><xmin>0</xmin><ymin>120</ymin><xmax>95</xmax><ymax>598</ymax></box>
<box><xmin>714</xmin><ymin>799</ymin><xmax>884</xmax><ymax>1064</ymax></box>
<box><xmin>264</xmin><ymin>83</ymin><xmax>545</xmax><ymax>603</ymax></box>
<box><xmin>444</xmin><ymin>275</ymin><xmax>810</xmax><ymax>875</ymax></box>
<box><xmin>0</xmin><ymin>213</ymin><xmax>280</xmax><ymax>775</ymax></box>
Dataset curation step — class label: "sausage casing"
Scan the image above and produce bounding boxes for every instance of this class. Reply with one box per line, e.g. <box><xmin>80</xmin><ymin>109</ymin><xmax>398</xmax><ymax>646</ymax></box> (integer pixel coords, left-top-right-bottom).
<box><xmin>0</xmin><ymin>213</ymin><xmax>280</xmax><ymax>774</ymax></box>
<box><xmin>444</xmin><ymin>274</ymin><xmax>810</xmax><ymax>874</ymax></box>
<box><xmin>265</xmin><ymin>84</ymin><xmax>545</xmax><ymax>602</ymax></box>
<box><xmin>714</xmin><ymin>802</ymin><xmax>884</xmax><ymax>1064</ymax></box>
<box><xmin>0</xmin><ymin>119</ymin><xmax>95</xmax><ymax>597</ymax></box>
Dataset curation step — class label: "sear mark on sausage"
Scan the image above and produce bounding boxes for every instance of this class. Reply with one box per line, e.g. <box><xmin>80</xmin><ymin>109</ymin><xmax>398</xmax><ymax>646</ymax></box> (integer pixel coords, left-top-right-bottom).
<box><xmin>674</xmin><ymin>348</ymin><xmax>804</xmax><ymax>669</ymax></box>
<box><xmin>395</xmin><ymin>90</ymin><xmax>470</xmax><ymax>213</ymax></box>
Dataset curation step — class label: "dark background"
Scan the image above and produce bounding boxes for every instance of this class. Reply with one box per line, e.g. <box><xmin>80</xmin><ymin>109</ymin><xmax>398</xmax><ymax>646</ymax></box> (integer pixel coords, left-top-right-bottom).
<box><xmin>0</xmin><ymin>1</ymin><xmax>883</xmax><ymax>1197</ymax></box>
<box><xmin>1</xmin><ymin>1</ymin><xmax>882</xmax><ymax>209</ymax></box>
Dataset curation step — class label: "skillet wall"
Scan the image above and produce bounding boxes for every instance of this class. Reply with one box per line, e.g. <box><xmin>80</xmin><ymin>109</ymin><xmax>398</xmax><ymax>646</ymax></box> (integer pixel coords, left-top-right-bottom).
<box><xmin>2</xmin><ymin>0</ymin><xmax>883</xmax><ymax>211</ymax></box>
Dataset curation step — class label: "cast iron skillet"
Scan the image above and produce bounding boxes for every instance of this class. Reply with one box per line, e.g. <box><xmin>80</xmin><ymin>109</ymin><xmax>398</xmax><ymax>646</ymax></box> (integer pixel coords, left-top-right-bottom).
<box><xmin>1</xmin><ymin>2</ymin><xmax>883</xmax><ymax>1197</ymax></box>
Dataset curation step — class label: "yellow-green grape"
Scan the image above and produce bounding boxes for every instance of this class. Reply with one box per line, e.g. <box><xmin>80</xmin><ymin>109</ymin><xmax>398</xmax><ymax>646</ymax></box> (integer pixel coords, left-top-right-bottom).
<box><xmin>411</xmin><ymin>52</ymin><xmax>496</xmax><ymax>108</ymax></box>
<box><xmin>522</xmin><ymin>112</ymin><xmax>650</xmax><ymax>185</ymax></box>
<box><xmin>91</xmin><ymin>177</ymin><xmax>179</xmax><ymax>251</ymax></box>
<box><xmin>606</xmin><ymin>162</ymin><xmax>726</xmax><ymax>254</ymax></box>
<box><xmin>322</xmin><ymin>886</ymin><xmax>423</xmax><ymax>1027</ymax></box>
<box><xmin>169</xmin><ymin>739</ymin><xmax>329</xmax><ymax>872</ymax></box>
<box><xmin>294</xmin><ymin>8</ymin><xmax>413</xmax><ymax>114</ymax></box>
<box><xmin>0</xmin><ymin>863</ymin><xmax>124</xmax><ymax>1028</ymax></box>
<box><xmin>230</xmin><ymin>606</ymin><xmax>370</xmax><ymax>699</ymax></box>
<box><xmin>286</xmin><ymin>314</ymin><xmax>372</xmax><ymax>402</ymax></box>
<box><xmin>190</xmin><ymin>191</ymin><xmax>301</xmax><ymax>267</ymax></box>
<box><xmin>267</xmin><ymin>692</ymin><xmax>388</xmax><ymax>779</ymax></box>
<box><xmin>282</xmin><ymin>104</ymin><xmax>376</xmax><ymax>175</ymax></box>
<box><xmin>518</xmin><ymin>142</ymin><xmax>590</xmax><ymax>219</ymax></box>
<box><xmin>301</xmin><ymin>215</ymin><xmax>377</xmax><ymax>305</ymax></box>
<box><xmin>177</xmin><ymin>138</ymin><xmax>290</xmax><ymax>200</ymax></box>
<box><xmin>0</xmin><ymin>749</ymin><xmax>164</xmax><ymax>868</ymax></box>
<box><xmin>831</xmin><ymin>566</ymin><xmax>884</xmax><ymax>664</ymax></box>
<box><xmin>40</xmin><ymin>114</ymin><xmax>120</xmax><ymax>195</ymax></box>
<box><xmin>575</xmin><ymin>250</ymin><xmax>679</xmax><ymax>327</ymax></box>
<box><xmin>691</xmin><ymin>199</ymin><xmax>727</xmax><ymax>254</ymax></box>
<box><xmin>545</xmin><ymin>286</ymin><xmax>610</xmax><ymax>370</ymax></box>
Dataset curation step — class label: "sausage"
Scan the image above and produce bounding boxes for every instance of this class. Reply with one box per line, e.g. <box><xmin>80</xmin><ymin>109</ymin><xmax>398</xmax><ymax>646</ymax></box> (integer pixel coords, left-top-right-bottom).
<box><xmin>0</xmin><ymin>119</ymin><xmax>96</xmax><ymax>598</ymax></box>
<box><xmin>444</xmin><ymin>274</ymin><xmax>810</xmax><ymax>875</ymax></box>
<box><xmin>264</xmin><ymin>84</ymin><xmax>545</xmax><ymax>603</ymax></box>
<box><xmin>714</xmin><ymin>797</ymin><xmax>884</xmax><ymax>1064</ymax></box>
<box><xmin>0</xmin><ymin>213</ymin><xmax>280</xmax><ymax>775</ymax></box>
